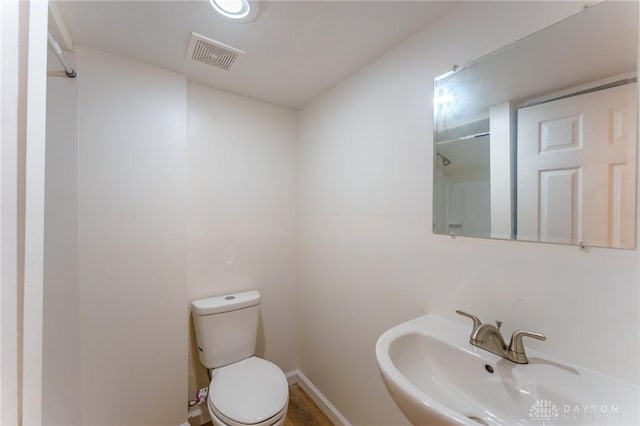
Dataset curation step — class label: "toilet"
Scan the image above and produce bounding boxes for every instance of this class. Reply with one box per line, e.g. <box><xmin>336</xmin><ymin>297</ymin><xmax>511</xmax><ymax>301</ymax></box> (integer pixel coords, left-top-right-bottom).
<box><xmin>191</xmin><ymin>291</ymin><xmax>289</xmax><ymax>426</ymax></box>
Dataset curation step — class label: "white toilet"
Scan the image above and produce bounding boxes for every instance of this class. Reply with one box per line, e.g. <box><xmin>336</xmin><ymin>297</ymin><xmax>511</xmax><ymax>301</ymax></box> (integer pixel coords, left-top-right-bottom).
<box><xmin>191</xmin><ymin>291</ymin><xmax>289</xmax><ymax>426</ymax></box>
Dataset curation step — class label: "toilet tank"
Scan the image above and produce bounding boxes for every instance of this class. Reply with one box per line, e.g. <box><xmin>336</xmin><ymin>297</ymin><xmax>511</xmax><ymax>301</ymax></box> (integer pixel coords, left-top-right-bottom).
<box><xmin>191</xmin><ymin>290</ymin><xmax>260</xmax><ymax>369</ymax></box>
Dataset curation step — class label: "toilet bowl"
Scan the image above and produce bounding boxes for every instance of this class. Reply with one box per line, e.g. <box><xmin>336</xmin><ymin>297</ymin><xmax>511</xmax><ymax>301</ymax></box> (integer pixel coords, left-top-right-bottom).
<box><xmin>207</xmin><ymin>357</ymin><xmax>289</xmax><ymax>426</ymax></box>
<box><xmin>191</xmin><ymin>291</ymin><xmax>289</xmax><ymax>426</ymax></box>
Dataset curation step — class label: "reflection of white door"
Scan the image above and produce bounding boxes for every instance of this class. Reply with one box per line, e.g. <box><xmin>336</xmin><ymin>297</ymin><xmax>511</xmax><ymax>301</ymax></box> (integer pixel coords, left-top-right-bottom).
<box><xmin>517</xmin><ymin>83</ymin><xmax>637</xmax><ymax>248</ymax></box>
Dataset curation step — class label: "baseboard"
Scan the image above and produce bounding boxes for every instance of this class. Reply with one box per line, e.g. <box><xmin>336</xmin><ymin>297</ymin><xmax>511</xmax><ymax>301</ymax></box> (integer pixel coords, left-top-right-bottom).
<box><xmin>286</xmin><ymin>369</ymin><xmax>352</xmax><ymax>426</ymax></box>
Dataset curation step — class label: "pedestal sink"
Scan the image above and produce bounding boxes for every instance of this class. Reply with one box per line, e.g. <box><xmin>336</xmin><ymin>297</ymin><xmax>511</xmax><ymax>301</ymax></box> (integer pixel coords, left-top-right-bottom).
<box><xmin>375</xmin><ymin>314</ymin><xmax>639</xmax><ymax>425</ymax></box>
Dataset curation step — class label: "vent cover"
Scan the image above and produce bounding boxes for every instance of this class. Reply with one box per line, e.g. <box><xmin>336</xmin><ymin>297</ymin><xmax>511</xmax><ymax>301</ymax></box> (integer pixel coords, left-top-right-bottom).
<box><xmin>187</xmin><ymin>32</ymin><xmax>245</xmax><ymax>71</ymax></box>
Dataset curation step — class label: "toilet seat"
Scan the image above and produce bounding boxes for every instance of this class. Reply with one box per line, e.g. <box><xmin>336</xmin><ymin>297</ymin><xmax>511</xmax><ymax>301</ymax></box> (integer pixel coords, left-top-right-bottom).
<box><xmin>208</xmin><ymin>357</ymin><xmax>288</xmax><ymax>425</ymax></box>
<box><xmin>209</xmin><ymin>400</ymin><xmax>288</xmax><ymax>426</ymax></box>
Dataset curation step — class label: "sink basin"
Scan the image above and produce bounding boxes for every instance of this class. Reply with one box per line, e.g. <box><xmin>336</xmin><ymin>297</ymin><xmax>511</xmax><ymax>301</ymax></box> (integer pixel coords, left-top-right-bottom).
<box><xmin>375</xmin><ymin>314</ymin><xmax>639</xmax><ymax>426</ymax></box>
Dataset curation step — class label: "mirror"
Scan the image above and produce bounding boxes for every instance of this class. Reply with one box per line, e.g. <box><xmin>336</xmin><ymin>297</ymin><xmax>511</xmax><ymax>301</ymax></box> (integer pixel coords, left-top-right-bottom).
<box><xmin>433</xmin><ymin>1</ymin><xmax>638</xmax><ymax>249</ymax></box>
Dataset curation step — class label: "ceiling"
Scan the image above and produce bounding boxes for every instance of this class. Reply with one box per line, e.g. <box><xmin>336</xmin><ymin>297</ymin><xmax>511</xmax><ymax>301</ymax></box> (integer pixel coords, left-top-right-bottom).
<box><xmin>54</xmin><ymin>1</ymin><xmax>459</xmax><ymax>108</ymax></box>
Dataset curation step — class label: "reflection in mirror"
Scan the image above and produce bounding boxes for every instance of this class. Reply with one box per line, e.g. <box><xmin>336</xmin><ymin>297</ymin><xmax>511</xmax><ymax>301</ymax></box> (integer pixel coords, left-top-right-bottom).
<box><xmin>433</xmin><ymin>1</ymin><xmax>638</xmax><ymax>248</ymax></box>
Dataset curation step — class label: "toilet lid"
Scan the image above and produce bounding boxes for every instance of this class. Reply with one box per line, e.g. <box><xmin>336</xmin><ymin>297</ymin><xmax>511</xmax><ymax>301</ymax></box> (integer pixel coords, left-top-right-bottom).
<box><xmin>209</xmin><ymin>357</ymin><xmax>288</xmax><ymax>425</ymax></box>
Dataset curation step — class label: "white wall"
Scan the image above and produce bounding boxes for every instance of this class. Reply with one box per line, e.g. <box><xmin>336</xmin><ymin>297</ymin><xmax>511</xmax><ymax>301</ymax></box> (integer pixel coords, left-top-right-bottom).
<box><xmin>489</xmin><ymin>102</ymin><xmax>513</xmax><ymax>239</ymax></box>
<box><xmin>76</xmin><ymin>47</ymin><xmax>188</xmax><ymax>426</ymax></box>
<box><xmin>22</xmin><ymin>1</ymin><xmax>49</xmax><ymax>423</ymax></box>
<box><xmin>1</xmin><ymin>1</ymin><xmax>22</xmax><ymax>422</ymax></box>
<box><xmin>297</xmin><ymin>2</ymin><xmax>639</xmax><ymax>425</ymax></box>
<box><xmin>43</xmin><ymin>52</ymin><xmax>80</xmax><ymax>426</ymax></box>
<box><xmin>187</xmin><ymin>83</ymin><xmax>298</xmax><ymax>399</ymax></box>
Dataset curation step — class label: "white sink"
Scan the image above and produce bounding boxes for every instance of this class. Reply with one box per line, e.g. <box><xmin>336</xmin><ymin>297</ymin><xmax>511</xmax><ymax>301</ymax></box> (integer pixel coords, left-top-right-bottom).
<box><xmin>375</xmin><ymin>314</ymin><xmax>639</xmax><ymax>426</ymax></box>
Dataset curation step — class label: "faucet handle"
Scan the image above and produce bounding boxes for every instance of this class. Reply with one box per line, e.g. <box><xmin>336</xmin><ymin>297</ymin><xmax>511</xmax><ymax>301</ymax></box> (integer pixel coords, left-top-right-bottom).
<box><xmin>508</xmin><ymin>330</ymin><xmax>547</xmax><ymax>363</ymax></box>
<box><xmin>455</xmin><ymin>309</ymin><xmax>482</xmax><ymax>331</ymax></box>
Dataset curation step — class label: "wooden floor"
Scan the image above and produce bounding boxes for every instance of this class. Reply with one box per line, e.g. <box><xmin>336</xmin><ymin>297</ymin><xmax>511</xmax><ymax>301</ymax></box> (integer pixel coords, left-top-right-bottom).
<box><xmin>203</xmin><ymin>383</ymin><xmax>333</xmax><ymax>426</ymax></box>
<box><xmin>285</xmin><ymin>383</ymin><xmax>333</xmax><ymax>426</ymax></box>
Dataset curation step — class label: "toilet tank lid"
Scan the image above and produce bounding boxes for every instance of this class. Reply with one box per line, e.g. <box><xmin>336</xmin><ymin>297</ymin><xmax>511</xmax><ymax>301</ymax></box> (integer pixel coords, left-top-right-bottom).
<box><xmin>191</xmin><ymin>290</ymin><xmax>260</xmax><ymax>315</ymax></box>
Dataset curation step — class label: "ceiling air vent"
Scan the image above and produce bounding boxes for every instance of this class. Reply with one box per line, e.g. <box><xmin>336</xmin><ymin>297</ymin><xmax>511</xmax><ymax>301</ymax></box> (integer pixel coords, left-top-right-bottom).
<box><xmin>187</xmin><ymin>32</ymin><xmax>245</xmax><ymax>71</ymax></box>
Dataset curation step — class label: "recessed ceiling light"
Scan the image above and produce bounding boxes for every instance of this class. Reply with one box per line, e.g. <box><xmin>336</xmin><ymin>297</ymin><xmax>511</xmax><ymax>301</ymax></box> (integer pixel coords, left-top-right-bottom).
<box><xmin>209</xmin><ymin>0</ymin><xmax>251</xmax><ymax>20</ymax></box>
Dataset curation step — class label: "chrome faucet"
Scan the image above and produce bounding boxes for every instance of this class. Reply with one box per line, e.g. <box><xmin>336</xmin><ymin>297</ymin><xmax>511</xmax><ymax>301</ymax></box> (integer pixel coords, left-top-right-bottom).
<box><xmin>456</xmin><ymin>309</ymin><xmax>546</xmax><ymax>364</ymax></box>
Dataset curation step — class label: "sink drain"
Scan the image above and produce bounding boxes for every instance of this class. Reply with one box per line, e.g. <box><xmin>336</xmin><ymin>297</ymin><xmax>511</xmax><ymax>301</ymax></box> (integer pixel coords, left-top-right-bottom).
<box><xmin>467</xmin><ymin>416</ymin><xmax>489</xmax><ymax>425</ymax></box>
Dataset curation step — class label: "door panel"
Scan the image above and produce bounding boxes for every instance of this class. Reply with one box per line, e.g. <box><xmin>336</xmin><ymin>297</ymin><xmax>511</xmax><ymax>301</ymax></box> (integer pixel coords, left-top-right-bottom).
<box><xmin>517</xmin><ymin>83</ymin><xmax>637</xmax><ymax>248</ymax></box>
<box><xmin>539</xmin><ymin>168</ymin><xmax>581</xmax><ymax>244</ymax></box>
